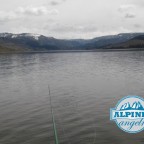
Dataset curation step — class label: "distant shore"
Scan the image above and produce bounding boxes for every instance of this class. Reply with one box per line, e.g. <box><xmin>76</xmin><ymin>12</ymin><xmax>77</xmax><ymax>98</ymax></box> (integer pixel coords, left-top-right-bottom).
<box><xmin>1</xmin><ymin>48</ymin><xmax>144</xmax><ymax>54</ymax></box>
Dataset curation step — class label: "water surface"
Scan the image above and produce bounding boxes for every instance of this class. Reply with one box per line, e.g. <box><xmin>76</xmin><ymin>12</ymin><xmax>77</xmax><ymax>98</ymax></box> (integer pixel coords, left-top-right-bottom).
<box><xmin>0</xmin><ymin>51</ymin><xmax>144</xmax><ymax>144</ymax></box>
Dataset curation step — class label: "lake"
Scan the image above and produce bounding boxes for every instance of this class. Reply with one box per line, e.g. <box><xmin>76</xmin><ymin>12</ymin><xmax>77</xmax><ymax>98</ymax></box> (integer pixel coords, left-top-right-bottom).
<box><xmin>0</xmin><ymin>51</ymin><xmax>144</xmax><ymax>144</ymax></box>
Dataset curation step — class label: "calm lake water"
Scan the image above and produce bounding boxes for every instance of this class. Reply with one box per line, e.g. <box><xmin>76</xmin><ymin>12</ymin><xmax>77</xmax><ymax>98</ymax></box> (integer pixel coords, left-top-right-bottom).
<box><xmin>0</xmin><ymin>51</ymin><xmax>144</xmax><ymax>144</ymax></box>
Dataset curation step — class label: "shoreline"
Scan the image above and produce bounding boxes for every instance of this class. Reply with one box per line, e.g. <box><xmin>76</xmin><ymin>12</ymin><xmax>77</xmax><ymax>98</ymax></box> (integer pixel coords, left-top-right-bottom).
<box><xmin>0</xmin><ymin>48</ymin><xmax>144</xmax><ymax>54</ymax></box>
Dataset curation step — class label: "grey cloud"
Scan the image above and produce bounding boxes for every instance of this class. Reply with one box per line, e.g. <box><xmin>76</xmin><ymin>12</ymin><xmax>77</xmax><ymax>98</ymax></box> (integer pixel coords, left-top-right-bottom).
<box><xmin>0</xmin><ymin>6</ymin><xmax>59</xmax><ymax>23</ymax></box>
<box><xmin>118</xmin><ymin>4</ymin><xmax>136</xmax><ymax>12</ymax></box>
<box><xmin>49</xmin><ymin>0</ymin><xmax>67</xmax><ymax>6</ymax></box>
<box><xmin>50</xmin><ymin>1</ymin><xmax>60</xmax><ymax>6</ymax></box>
<box><xmin>134</xmin><ymin>24</ymin><xmax>141</xmax><ymax>28</ymax></box>
<box><xmin>129</xmin><ymin>0</ymin><xmax>144</xmax><ymax>7</ymax></box>
<box><xmin>118</xmin><ymin>4</ymin><xmax>136</xmax><ymax>19</ymax></box>
<box><xmin>48</xmin><ymin>24</ymin><xmax>97</xmax><ymax>33</ymax></box>
<box><xmin>125</xmin><ymin>13</ymin><xmax>136</xmax><ymax>18</ymax></box>
<box><xmin>16</xmin><ymin>6</ymin><xmax>59</xmax><ymax>16</ymax></box>
<box><xmin>0</xmin><ymin>12</ymin><xmax>18</xmax><ymax>23</ymax></box>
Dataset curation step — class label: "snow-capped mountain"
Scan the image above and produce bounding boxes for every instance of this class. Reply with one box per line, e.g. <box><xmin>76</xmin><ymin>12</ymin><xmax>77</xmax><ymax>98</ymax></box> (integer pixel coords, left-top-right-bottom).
<box><xmin>84</xmin><ymin>33</ymin><xmax>144</xmax><ymax>49</ymax></box>
<box><xmin>0</xmin><ymin>33</ymin><xmax>41</xmax><ymax>40</ymax></box>
<box><xmin>0</xmin><ymin>32</ymin><xmax>144</xmax><ymax>52</ymax></box>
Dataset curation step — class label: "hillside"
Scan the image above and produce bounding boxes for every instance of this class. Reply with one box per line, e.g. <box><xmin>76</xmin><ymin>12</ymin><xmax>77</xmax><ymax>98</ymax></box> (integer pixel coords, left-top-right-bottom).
<box><xmin>0</xmin><ymin>40</ymin><xmax>31</xmax><ymax>53</ymax></box>
<box><xmin>104</xmin><ymin>35</ymin><xmax>144</xmax><ymax>49</ymax></box>
<box><xmin>0</xmin><ymin>32</ymin><xmax>144</xmax><ymax>53</ymax></box>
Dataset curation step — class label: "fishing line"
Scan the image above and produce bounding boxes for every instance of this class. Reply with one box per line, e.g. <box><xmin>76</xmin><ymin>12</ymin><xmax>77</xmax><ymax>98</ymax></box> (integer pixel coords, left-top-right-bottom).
<box><xmin>48</xmin><ymin>85</ymin><xmax>59</xmax><ymax>144</ymax></box>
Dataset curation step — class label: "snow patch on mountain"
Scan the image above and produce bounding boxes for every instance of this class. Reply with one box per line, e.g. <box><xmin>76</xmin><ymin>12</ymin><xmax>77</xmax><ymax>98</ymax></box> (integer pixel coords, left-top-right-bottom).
<box><xmin>0</xmin><ymin>33</ymin><xmax>41</xmax><ymax>40</ymax></box>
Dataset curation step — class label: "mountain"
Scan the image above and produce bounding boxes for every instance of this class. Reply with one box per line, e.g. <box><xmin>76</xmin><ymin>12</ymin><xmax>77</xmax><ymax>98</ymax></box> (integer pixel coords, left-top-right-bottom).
<box><xmin>82</xmin><ymin>33</ymin><xmax>144</xmax><ymax>49</ymax></box>
<box><xmin>104</xmin><ymin>35</ymin><xmax>144</xmax><ymax>49</ymax></box>
<box><xmin>120</xmin><ymin>101</ymin><xmax>144</xmax><ymax>110</ymax></box>
<box><xmin>0</xmin><ymin>32</ymin><xmax>144</xmax><ymax>53</ymax></box>
<box><xmin>0</xmin><ymin>33</ymin><xmax>89</xmax><ymax>52</ymax></box>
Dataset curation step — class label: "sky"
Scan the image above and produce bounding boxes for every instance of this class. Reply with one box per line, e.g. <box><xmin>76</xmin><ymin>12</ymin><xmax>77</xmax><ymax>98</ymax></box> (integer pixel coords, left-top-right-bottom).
<box><xmin>0</xmin><ymin>0</ymin><xmax>143</xmax><ymax>39</ymax></box>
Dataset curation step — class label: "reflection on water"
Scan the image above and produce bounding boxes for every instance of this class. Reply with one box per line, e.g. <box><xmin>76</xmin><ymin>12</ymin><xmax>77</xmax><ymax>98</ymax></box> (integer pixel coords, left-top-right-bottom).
<box><xmin>0</xmin><ymin>51</ymin><xmax>144</xmax><ymax>144</ymax></box>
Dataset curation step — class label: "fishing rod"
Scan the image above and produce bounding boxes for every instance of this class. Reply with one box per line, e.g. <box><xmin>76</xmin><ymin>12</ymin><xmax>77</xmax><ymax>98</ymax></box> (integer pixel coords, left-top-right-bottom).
<box><xmin>48</xmin><ymin>86</ymin><xmax>59</xmax><ymax>144</ymax></box>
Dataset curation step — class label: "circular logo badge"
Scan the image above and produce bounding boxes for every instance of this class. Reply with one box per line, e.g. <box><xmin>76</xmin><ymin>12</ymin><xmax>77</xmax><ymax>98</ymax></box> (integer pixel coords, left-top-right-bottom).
<box><xmin>110</xmin><ymin>96</ymin><xmax>144</xmax><ymax>133</ymax></box>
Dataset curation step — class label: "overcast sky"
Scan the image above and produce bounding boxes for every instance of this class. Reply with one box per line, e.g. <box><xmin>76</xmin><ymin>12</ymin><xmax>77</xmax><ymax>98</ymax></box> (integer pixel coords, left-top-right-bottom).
<box><xmin>0</xmin><ymin>0</ymin><xmax>143</xmax><ymax>39</ymax></box>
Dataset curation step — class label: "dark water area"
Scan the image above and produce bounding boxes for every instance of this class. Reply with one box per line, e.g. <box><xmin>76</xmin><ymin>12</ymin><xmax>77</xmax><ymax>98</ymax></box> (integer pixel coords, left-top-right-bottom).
<box><xmin>0</xmin><ymin>51</ymin><xmax>144</xmax><ymax>144</ymax></box>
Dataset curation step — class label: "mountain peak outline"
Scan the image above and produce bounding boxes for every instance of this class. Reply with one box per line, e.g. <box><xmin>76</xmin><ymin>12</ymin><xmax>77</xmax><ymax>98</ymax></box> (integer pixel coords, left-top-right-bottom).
<box><xmin>1</xmin><ymin>32</ymin><xmax>144</xmax><ymax>52</ymax></box>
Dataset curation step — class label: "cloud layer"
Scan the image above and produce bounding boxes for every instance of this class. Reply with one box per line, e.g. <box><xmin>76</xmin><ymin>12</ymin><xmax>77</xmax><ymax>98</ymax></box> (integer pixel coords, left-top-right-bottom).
<box><xmin>0</xmin><ymin>0</ymin><xmax>144</xmax><ymax>38</ymax></box>
<box><xmin>125</xmin><ymin>13</ymin><xmax>136</xmax><ymax>18</ymax></box>
<box><xmin>16</xmin><ymin>6</ymin><xmax>59</xmax><ymax>16</ymax></box>
<box><xmin>118</xmin><ymin>4</ymin><xmax>136</xmax><ymax>12</ymax></box>
<box><xmin>0</xmin><ymin>5</ymin><xmax>59</xmax><ymax>23</ymax></box>
<box><xmin>118</xmin><ymin>4</ymin><xmax>137</xmax><ymax>19</ymax></box>
<box><xmin>49</xmin><ymin>0</ymin><xmax>67</xmax><ymax>6</ymax></box>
